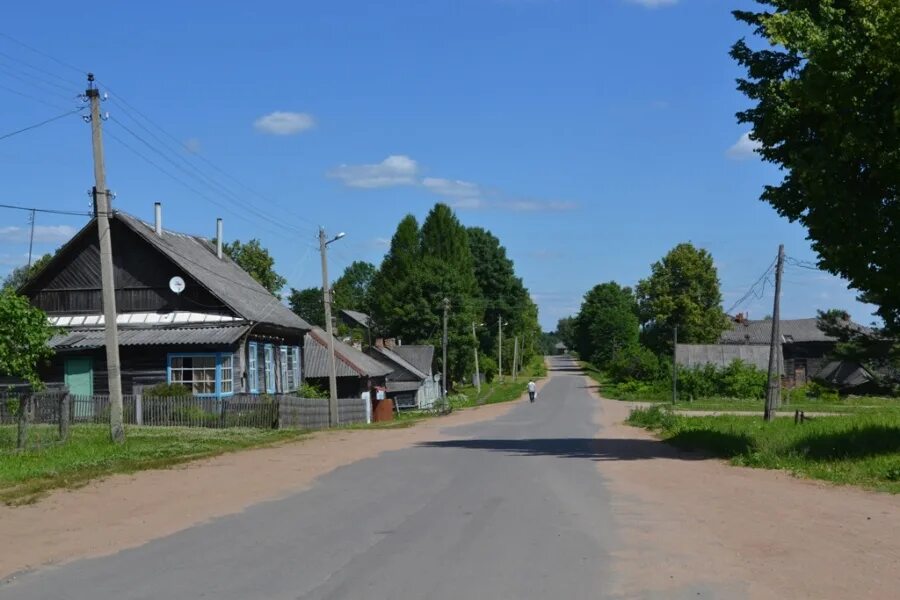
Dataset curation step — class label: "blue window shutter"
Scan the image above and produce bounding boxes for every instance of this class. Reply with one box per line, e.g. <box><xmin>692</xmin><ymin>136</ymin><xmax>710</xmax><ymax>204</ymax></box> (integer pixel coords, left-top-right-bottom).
<box><xmin>293</xmin><ymin>346</ymin><xmax>301</xmax><ymax>388</ymax></box>
<box><xmin>279</xmin><ymin>346</ymin><xmax>288</xmax><ymax>393</ymax></box>
<box><xmin>265</xmin><ymin>344</ymin><xmax>275</xmax><ymax>394</ymax></box>
<box><xmin>248</xmin><ymin>342</ymin><xmax>258</xmax><ymax>393</ymax></box>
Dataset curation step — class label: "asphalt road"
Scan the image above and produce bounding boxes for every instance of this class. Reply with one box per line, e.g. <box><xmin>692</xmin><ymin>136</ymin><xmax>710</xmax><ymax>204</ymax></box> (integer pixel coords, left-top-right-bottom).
<box><xmin>1</xmin><ymin>357</ymin><xmax>716</xmax><ymax>599</ymax></box>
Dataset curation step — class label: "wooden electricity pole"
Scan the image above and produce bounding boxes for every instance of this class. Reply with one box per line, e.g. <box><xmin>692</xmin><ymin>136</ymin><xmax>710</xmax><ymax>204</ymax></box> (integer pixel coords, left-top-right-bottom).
<box><xmin>764</xmin><ymin>244</ymin><xmax>785</xmax><ymax>422</ymax></box>
<box><xmin>672</xmin><ymin>325</ymin><xmax>678</xmax><ymax>405</ymax></box>
<box><xmin>471</xmin><ymin>322</ymin><xmax>481</xmax><ymax>395</ymax></box>
<box><xmin>498</xmin><ymin>318</ymin><xmax>504</xmax><ymax>382</ymax></box>
<box><xmin>87</xmin><ymin>74</ymin><xmax>125</xmax><ymax>444</ymax></box>
<box><xmin>512</xmin><ymin>336</ymin><xmax>519</xmax><ymax>381</ymax></box>
<box><xmin>319</xmin><ymin>227</ymin><xmax>339</xmax><ymax>426</ymax></box>
<box><xmin>442</xmin><ymin>298</ymin><xmax>450</xmax><ymax>400</ymax></box>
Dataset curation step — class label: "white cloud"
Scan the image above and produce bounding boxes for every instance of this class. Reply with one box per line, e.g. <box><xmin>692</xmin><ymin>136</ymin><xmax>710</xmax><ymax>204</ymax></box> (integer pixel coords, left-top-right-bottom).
<box><xmin>253</xmin><ymin>111</ymin><xmax>315</xmax><ymax>135</ymax></box>
<box><xmin>422</xmin><ymin>177</ymin><xmax>481</xmax><ymax>199</ymax></box>
<box><xmin>0</xmin><ymin>225</ymin><xmax>76</xmax><ymax>244</ymax></box>
<box><xmin>727</xmin><ymin>132</ymin><xmax>762</xmax><ymax>160</ymax></box>
<box><xmin>627</xmin><ymin>0</ymin><xmax>678</xmax><ymax>8</ymax></box>
<box><xmin>328</xmin><ymin>155</ymin><xmax>419</xmax><ymax>188</ymax></box>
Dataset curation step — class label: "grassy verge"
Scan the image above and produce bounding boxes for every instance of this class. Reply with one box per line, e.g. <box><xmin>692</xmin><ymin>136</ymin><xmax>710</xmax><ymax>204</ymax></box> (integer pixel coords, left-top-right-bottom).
<box><xmin>0</xmin><ymin>425</ymin><xmax>312</xmax><ymax>505</ymax></box>
<box><xmin>627</xmin><ymin>405</ymin><xmax>900</xmax><ymax>493</ymax></box>
<box><xmin>582</xmin><ymin>361</ymin><xmax>900</xmax><ymax>414</ymax></box>
<box><xmin>450</xmin><ymin>356</ymin><xmax>548</xmax><ymax>410</ymax></box>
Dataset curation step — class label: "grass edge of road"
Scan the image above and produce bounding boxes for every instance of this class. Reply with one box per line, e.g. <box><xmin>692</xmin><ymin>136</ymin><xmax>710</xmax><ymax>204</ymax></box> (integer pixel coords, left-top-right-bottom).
<box><xmin>0</xmin><ymin>426</ymin><xmax>317</xmax><ymax>506</ymax></box>
<box><xmin>581</xmin><ymin>361</ymin><xmax>900</xmax><ymax>415</ymax></box>
<box><xmin>626</xmin><ymin>405</ymin><xmax>900</xmax><ymax>494</ymax></box>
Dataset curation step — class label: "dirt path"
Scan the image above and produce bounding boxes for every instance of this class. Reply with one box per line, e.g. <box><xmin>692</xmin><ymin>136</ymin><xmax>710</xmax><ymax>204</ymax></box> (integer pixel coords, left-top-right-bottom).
<box><xmin>0</xmin><ymin>399</ymin><xmax>522</xmax><ymax>580</ymax></box>
<box><xmin>591</xmin><ymin>380</ymin><xmax>900</xmax><ymax>599</ymax></box>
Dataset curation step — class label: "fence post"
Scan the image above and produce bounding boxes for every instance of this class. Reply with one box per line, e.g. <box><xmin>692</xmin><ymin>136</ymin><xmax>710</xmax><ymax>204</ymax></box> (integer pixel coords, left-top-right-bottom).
<box><xmin>59</xmin><ymin>392</ymin><xmax>70</xmax><ymax>442</ymax></box>
<box><xmin>135</xmin><ymin>392</ymin><xmax>143</xmax><ymax>426</ymax></box>
<box><xmin>17</xmin><ymin>394</ymin><xmax>33</xmax><ymax>450</ymax></box>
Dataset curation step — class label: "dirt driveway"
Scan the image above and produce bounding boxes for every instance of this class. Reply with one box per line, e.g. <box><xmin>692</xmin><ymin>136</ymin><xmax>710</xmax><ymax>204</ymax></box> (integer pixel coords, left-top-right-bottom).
<box><xmin>594</xmin><ymin>384</ymin><xmax>900</xmax><ymax>599</ymax></box>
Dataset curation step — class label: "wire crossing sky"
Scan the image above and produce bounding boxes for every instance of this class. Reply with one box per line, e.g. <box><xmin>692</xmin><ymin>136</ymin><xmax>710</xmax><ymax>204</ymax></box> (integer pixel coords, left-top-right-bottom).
<box><xmin>0</xmin><ymin>0</ymin><xmax>881</xmax><ymax>329</ymax></box>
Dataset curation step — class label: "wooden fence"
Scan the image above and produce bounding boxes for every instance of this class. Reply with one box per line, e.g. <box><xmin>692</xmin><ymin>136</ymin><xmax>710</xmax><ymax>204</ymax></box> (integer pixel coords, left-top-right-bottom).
<box><xmin>2</xmin><ymin>391</ymin><xmax>369</xmax><ymax>438</ymax></box>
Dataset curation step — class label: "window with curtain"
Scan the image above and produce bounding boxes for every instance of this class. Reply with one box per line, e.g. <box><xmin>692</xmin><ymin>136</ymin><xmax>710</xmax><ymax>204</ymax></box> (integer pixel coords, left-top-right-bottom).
<box><xmin>264</xmin><ymin>344</ymin><xmax>275</xmax><ymax>394</ymax></box>
<box><xmin>248</xmin><ymin>342</ymin><xmax>259</xmax><ymax>392</ymax></box>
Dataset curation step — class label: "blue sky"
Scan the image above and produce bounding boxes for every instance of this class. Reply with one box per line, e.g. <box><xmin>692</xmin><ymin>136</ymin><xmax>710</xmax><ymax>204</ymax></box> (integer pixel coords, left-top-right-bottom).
<box><xmin>0</xmin><ymin>0</ymin><xmax>878</xmax><ymax>330</ymax></box>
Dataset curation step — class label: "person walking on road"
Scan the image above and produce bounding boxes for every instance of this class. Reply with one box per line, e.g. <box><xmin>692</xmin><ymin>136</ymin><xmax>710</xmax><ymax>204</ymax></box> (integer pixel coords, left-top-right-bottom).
<box><xmin>527</xmin><ymin>380</ymin><xmax>537</xmax><ymax>403</ymax></box>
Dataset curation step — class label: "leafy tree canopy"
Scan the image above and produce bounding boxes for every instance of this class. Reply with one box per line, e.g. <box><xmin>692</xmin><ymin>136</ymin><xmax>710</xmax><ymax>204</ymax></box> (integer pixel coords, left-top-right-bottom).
<box><xmin>574</xmin><ymin>282</ymin><xmax>639</xmax><ymax>368</ymax></box>
<box><xmin>555</xmin><ymin>316</ymin><xmax>576</xmax><ymax>350</ymax></box>
<box><xmin>2</xmin><ymin>253</ymin><xmax>52</xmax><ymax>291</ymax></box>
<box><xmin>732</xmin><ymin>1</ymin><xmax>900</xmax><ymax>331</ymax></box>
<box><xmin>288</xmin><ymin>286</ymin><xmax>325</xmax><ymax>327</ymax></box>
<box><xmin>636</xmin><ymin>243</ymin><xmax>729</xmax><ymax>355</ymax></box>
<box><xmin>222</xmin><ymin>239</ymin><xmax>286</xmax><ymax>296</ymax></box>
<box><xmin>332</xmin><ymin>261</ymin><xmax>376</xmax><ymax>315</ymax></box>
<box><xmin>0</xmin><ymin>288</ymin><xmax>55</xmax><ymax>388</ymax></box>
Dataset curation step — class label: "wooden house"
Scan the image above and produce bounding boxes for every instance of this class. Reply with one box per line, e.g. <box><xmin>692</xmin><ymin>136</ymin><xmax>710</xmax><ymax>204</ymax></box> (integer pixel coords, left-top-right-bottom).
<box><xmin>16</xmin><ymin>205</ymin><xmax>312</xmax><ymax>399</ymax></box>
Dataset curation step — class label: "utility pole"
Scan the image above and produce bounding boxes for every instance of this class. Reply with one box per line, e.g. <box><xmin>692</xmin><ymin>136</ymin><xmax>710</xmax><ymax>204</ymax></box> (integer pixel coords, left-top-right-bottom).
<box><xmin>87</xmin><ymin>74</ymin><xmax>124</xmax><ymax>443</ymax></box>
<box><xmin>764</xmin><ymin>244</ymin><xmax>785</xmax><ymax>422</ymax></box>
<box><xmin>27</xmin><ymin>209</ymin><xmax>35</xmax><ymax>268</ymax></box>
<box><xmin>471</xmin><ymin>322</ymin><xmax>481</xmax><ymax>395</ymax></box>
<box><xmin>512</xmin><ymin>336</ymin><xmax>519</xmax><ymax>381</ymax></box>
<box><xmin>442</xmin><ymin>298</ymin><xmax>450</xmax><ymax>401</ymax></box>
<box><xmin>497</xmin><ymin>318</ymin><xmax>502</xmax><ymax>382</ymax></box>
<box><xmin>672</xmin><ymin>325</ymin><xmax>678</xmax><ymax>405</ymax></box>
<box><xmin>319</xmin><ymin>227</ymin><xmax>339</xmax><ymax>426</ymax></box>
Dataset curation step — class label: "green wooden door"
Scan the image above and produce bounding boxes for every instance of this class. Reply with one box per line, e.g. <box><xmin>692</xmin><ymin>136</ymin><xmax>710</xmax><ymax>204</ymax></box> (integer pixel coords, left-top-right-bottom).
<box><xmin>65</xmin><ymin>357</ymin><xmax>94</xmax><ymax>418</ymax></box>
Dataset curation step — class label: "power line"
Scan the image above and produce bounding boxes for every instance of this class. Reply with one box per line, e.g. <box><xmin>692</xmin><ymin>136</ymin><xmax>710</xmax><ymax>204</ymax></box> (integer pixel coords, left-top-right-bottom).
<box><xmin>101</xmin><ymin>85</ymin><xmax>320</xmax><ymax>229</ymax></box>
<box><xmin>103</xmin><ymin>126</ymin><xmax>312</xmax><ymax>242</ymax></box>
<box><xmin>0</xmin><ymin>31</ymin><xmax>87</xmax><ymax>77</ymax></box>
<box><xmin>0</xmin><ymin>81</ymin><xmax>74</xmax><ymax>111</ymax></box>
<box><xmin>0</xmin><ymin>61</ymin><xmax>77</xmax><ymax>98</ymax></box>
<box><xmin>725</xmin><ymin>257</ymin><xmax>778</xmax><ymax>315</ymax></box>
<box><xmin>107</xmin><ymin>115</ymin><xmax>313</xmax><ymax>237</ymax></box>
<box><xmin>0</xmin><ymin>106</ymin><xmax>85</xmax><ymax>142</ymax></box>
<box><xmin>0</xmin><ymin>48</ymin><xmax>81</xmax><ymax>87</ymax></box>
<box><xmin>0</xmin><ymin>202</ymin><xmax>91</xmax><ymax>217</ymax></box>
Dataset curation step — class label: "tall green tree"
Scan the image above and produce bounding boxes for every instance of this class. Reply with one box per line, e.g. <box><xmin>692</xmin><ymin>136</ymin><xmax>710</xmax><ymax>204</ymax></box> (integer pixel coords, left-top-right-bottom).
<box><xmin>574</xmin><ymin>282</ymin><xmax>639</xmax><ymax>368</ymax></box>
<box><xmin>0</xmin><ymin>288</ymin><xmax>55</xmax><ymax>387</ymax></box>
<box><xmin>332</xmin><ymin>261</ymin><xmax>376</xmax><ymax>314</ymax></box>
<box><xmin>467</xmin><ymin>227</ymin><xmax>539</xmax><ymax>369</ymax></box>
<box><xmin>556</xmin><ymin>316</ymin><xmax>576</xmax><ymax>351</ymax></box>
<box><xmin>369</xmin><ymin>214</ymin><xmax>430</xmax><ymax>341</ymax></box>
<box><xmin>222</xmin><ymin>239</ymin><xmax>286</xmax><ymax>296</ymax></box>
<box><xmin>419</xmin><ymin>204</ymin><xmax>482</xmax><ymax>382</ymax></box>
<box><xmin>731</xmin><ymin>1</ymin><xmax>900</xmax><ymax>332</ymax></box>
<box><xmin>2</xmin><ymin>253</ymin><xmax>52</xmax><ymax>291</ymax></box>
<box><xmin>636</xmin><ymin>243</ymin><xmax>729</xmax><ymax>355</ymax></box>
<box><xmin>287</xmin><ymin>286</ymin><xmax>324</xmax><ymax>327</ymax></box>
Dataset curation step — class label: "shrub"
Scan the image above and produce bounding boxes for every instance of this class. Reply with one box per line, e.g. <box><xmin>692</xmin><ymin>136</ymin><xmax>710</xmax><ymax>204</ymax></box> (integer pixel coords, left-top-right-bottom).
<box><xmin>297</xmin><ymin>382</ymin><xmax>328</xmax><ymax>399</ymax></box>
<box><xmin>607</xmin><ymin>345</ymin><xmax>659</xmax><ymax>382</ymax></box>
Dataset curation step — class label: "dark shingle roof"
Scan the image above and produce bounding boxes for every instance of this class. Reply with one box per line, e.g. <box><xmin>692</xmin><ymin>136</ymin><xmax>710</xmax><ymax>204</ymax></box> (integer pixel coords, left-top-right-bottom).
<box><xmin>116</xmin><ymin>212</ymin><xmax>310</xmax><ymax>332</ymax></box>
<box><xmin>367</xmin><ymin>346</ymin><xmax>428</xmax><ymax>381</ymax></box>
<box><xmin>49</xmin><ymin>324</ymin><xmax>250</xmax><ymax>350</ymax></box>
<box><xmin>304</xmin><ymin>328</ymin><xmax>392</xmax><ymax>379</ymax></box>
<box><xmin>392</xmin><ymin>345</ymin><xmax>434</xmax><ymax>376</ymax></box>
<box><xmin>721</xmin><ymin>318</ymin><xmax>836</xmax><ymax>345</ymax></box>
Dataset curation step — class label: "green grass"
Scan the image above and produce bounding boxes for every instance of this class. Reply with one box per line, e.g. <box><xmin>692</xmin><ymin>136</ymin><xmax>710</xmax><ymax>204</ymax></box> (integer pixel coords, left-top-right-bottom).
<box><xmin>627</xmin><ymin>405</ymin><xmax>900</xmax><ymax>493</ymax></box>
<box><xmin>450</xmin><ymin>356</ymin><xmax>548</xmax><ymax>410</ymax></box>
<box><xmin>582</xmin><ymin>361</ymin><xmax>900</xmax><ymax>414</ymax></box>
<box><xmin>0</xmin><ymin>425</ymin><xmax>311</xmax><ymax>505</ymax></box>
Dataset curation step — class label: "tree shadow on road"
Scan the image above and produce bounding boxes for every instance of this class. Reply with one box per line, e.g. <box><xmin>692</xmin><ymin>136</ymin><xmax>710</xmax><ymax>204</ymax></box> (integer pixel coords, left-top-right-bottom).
<box><xmin>418</xmin><ymin>436</ymin><xmax>730</xmax><ymax>462</ymax></box>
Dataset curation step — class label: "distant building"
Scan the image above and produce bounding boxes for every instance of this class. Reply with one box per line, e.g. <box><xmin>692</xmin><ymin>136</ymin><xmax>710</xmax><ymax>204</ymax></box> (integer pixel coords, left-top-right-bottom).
<box><xmin>304</xmin><ymin>328</ymin><xmax>391</xmax><ymax>398</ymax></box>
<box><xmin>367</xmin><ymin>340</ymin><xmax>440</xmax><ymax>410</ymax></box>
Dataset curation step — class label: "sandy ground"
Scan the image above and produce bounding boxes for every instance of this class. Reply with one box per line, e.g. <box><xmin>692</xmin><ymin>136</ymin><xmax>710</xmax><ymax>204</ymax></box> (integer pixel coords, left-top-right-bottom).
<box><xmin>592</xmin><ymin>380</ymin><xmax>900</xmax><ymax>599</ymax></box>
<box><xmin>0</xmin><ymin>398</ymin><xmax>523</xmax><ymax>580</ymax></box>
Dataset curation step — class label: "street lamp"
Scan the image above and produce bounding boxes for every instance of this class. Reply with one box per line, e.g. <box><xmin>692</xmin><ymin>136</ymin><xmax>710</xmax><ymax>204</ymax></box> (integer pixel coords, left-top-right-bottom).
<box><xmin>319</xmin><ymin>227</ymin><xmax>346</xmax><ymax>426</ymax></box>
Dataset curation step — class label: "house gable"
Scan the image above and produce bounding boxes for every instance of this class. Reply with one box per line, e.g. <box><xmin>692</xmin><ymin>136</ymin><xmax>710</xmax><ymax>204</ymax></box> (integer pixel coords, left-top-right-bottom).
<box><xmin>22</xmin><ymin>218</ymin><xmax>230</xmax><ymax>316</ymax></box>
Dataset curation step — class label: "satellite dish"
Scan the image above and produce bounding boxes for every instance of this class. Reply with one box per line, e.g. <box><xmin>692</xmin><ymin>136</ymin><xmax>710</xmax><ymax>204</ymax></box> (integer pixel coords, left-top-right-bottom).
<box><xmin>169</xmin><ymin>276</ymin><xmax>186</xmax><ymax>294</ymax></box>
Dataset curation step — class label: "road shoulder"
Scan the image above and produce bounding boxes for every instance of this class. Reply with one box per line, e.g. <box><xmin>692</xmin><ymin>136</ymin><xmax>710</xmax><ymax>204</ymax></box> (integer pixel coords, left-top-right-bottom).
<box><xmin>588</xmin><ymin>378</ymin><xmax>900</xmax><ymax>599</ymax></box>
